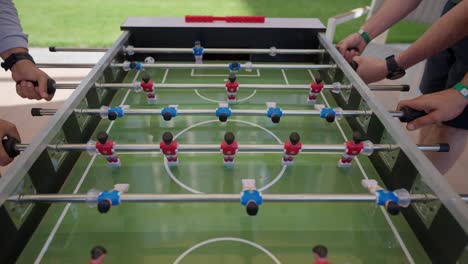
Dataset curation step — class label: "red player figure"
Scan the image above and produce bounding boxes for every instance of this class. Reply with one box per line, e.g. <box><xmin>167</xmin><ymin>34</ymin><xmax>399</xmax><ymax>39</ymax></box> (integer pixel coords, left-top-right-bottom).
<box><xmin>312</xmin><ymin>245</ymin><xmax>332</xmax><ymax>264</ymax></box>
<box><xmin>89</xmin><ymin>245</ymin><xmax>107</xmax><ymax>264</ymax></box>
<box><xmin>225</xmin><ymin>73</ymin><xmax>239</xmax><ymax>104</ymax></box>
<box><xmin>220</xmin><ymin>132</ymin><xmax>238</xmax><ymax>166</ymax></box>
<box><xmin>282</xmin><ymin>132</ymin><xmax>302</xmax><ymax>165</ymax></box>
<box><xmin>160</xmin><ymin>132</ymin><xmax>179</xmax><ymax>166</ymax></box>
<box><xmin>307</xmin><ymin>78</ymin><xmax>324</xmax><ymax>105</ymax></box>
<box><xmin>338</xmin><ymin>131</ymin><xmax>364</xmax><ymax>168</ymax></box>
<box><xmin>140</xmin><ymin>73</ymin><xmax>156</xmax><ymax>104</ymax></box>
<box><xmin>95</xmin><ymin>132</ymin><xmax>120</xmax><ymax>167</ymax></box>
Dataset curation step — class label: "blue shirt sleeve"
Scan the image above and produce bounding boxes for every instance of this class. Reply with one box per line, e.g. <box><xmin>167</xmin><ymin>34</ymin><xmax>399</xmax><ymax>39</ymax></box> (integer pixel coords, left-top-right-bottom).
<box><xmin>0</xmin><ymin>0</ymin><xmax>29</xmax><ymax>54</ymax></box>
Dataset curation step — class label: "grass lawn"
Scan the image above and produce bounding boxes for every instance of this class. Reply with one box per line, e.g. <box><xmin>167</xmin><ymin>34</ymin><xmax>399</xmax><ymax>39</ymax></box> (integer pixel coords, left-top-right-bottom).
<box><xmin>15</xmin><ymin>0</ymin><xmax>429</xmax><ymax>47</ymax></box>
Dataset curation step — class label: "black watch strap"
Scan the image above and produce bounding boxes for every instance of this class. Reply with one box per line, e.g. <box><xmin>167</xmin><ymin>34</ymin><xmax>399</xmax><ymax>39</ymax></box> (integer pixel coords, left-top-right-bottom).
<box><xmin>1</xmin><ymin>52</ymin><xmax>35</xmax><ymax>72</ymax></box>
<box><xmin>385</xmin><ymin>55</ymin><xmax>405</xmax><ymax>80</ymax></box>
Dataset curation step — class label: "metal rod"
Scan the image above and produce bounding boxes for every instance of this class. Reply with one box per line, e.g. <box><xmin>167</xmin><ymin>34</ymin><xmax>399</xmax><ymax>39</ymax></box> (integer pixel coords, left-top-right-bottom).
<box><xmin>49</xmin><ymin>46</ymin><xmax>326</xmax><ymax>54</ymax></box>
<box><xmin>71</xmin><ymin>108</ymin><xmax>371</xmax><ymax>116</ymax></box>
<box><xmin>51</xmin><ymin>82</ymin><xmax>409</xmax><ymax>92</ymax></box>
<box><xmin>8</xmin><ymin>193</ymin><xmax>453</xmax><ymax>203</ymax></box>
<box><xmin>36</xmin><ymin>107</ymin><xmax>400</xmax><ymax>117</ymax></box>
<box><xmin>36</xmin><ymin>63</ymin><xmax>95</xmax><ymax>68</ymax></box>
<box><xmin>49</xmin><ymin>47</ymin><xmax>108</xmax><ymax>52</ymax></box>
<box><xmin>110</xmin><ymin>63</ymin><xmax>336</xmax><ymax>70</ymax></box>
<box><xmin>13</xmin><ymin>143</ymin><xmax>446</xmax><ymax>153</ymax></box>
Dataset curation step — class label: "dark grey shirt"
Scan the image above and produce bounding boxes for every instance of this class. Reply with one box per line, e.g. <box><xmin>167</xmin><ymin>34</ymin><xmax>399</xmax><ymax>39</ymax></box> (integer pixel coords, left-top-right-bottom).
<box><xmin>0</xmin><ymin>0</ymin><xmax>28</xmax><ymax>54</ymax></box>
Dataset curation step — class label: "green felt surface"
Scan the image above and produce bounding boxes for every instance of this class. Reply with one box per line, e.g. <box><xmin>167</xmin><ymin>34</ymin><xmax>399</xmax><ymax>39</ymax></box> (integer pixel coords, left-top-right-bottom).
<box><xmin>18</xmin><ymin>66</ymin><xmax>429</xmax><ymax>263</ymax></box>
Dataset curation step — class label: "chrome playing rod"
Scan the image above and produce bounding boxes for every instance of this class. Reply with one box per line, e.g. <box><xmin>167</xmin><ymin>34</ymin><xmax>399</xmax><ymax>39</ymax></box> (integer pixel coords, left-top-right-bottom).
<box><xmin>49</xmin><ymin>46</ymin><xmax>326</xmax><ymax>55</ymax></box>
<box><xmin>36</xmin><ymin>63</ymin><xmax>94</xmax><ymax>68</ymax></box>
<box><xmin>13</xmin><ymin>143</ymin><xmax>449</xmax><ymax>153</ymax></box>
<box><xmin>81</xmin><ymin>109</ymin><xmax>369</xmax><ymax>116</ymax></box>
<box><xmin>52</xmin><ymin>82</ymin><xmax>409</xmax><ymax>92</ymax></box>
<box><xmin>110</xmin><ymin>63</ymin><xmax>337</xmax><ymax>70</ymax></box>
<box><xmin>34</xmin><ymin>107</ymin><xmax>403</xmax><ymax>118</ymax></box>
<box><xmin>8</xmin><ymin>193</ymin><xmax>450</xmax><ymax>203</ymax></box>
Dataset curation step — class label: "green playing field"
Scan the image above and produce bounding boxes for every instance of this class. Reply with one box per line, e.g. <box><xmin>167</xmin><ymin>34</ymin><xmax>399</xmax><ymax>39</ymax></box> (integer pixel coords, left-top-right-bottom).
<box><xmin>17</xmin><ymin>65</ymin><xmax>429</xmax><ymax>263</ymax></box>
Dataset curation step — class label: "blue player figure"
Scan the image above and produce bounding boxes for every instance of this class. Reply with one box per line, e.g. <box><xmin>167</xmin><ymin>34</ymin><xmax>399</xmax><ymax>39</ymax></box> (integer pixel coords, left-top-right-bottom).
<box><xmin>87</xmin><ymin>184</ymin><xmax>129</xmax><ymax>214</ymax></box>
<box><xmin>240</xmin><ymin>179</ymin><xmax>263</xmax><ymax>216</ymax></box>
<box><xmin>361</xmin><ymin>179</ymin><xmax>411</xmax><ymax>215</ymax></box>
<box><xmin>266</xmin><ymin>102</ymin><xmax>283</xmax><ymax>123</ymax></box>
<box><xmin>215</xmin><ymin>102</ymin><xmax>231</xmax><ymax>122</ymax></box>
<box><xmin>161</xmin><ymin>105</ymin><xmax>178</xmax><ymax>121</ymax></box>
<box><xmin>122</xmin><ymin>60</ymin><xmax>142</xmax><ymax>71</ymax></box>
<box><xmin>317</xmin><ymin>105</ymin><xmax>343</xmax><ymax>123</ymax></box>
<box><xmin>228</xmin><ymin>62</ymin><xmax>241</xmax><ymax>73</ymax></box>
<box><xmin>193</xmin><ymin>40</ymin><xmax>204</xmax><ymax>64</ymax></box>
<box><xmin>99</xmin><ymin>105</ymin><xmax>129</xmax><ymax>121</ymax></box>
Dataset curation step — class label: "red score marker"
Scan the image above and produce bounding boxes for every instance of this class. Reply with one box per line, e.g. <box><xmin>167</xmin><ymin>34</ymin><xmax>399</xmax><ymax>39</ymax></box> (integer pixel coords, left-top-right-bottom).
<box><xmin>185</xmin><ymin>15</ymin><xmax>265</xmax><ymax>23</ymax></box>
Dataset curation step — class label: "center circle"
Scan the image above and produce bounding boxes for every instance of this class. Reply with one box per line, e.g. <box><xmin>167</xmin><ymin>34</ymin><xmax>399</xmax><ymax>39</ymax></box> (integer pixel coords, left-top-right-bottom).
<box><xmin>164</xmin><ymin>119</ymin><xmax>286</xmax><ymax>194</ymax></box>
<box><xmin>173</xmin><ymin>237</ymin><xmax>281</xmax><ymax>264</ymax></box>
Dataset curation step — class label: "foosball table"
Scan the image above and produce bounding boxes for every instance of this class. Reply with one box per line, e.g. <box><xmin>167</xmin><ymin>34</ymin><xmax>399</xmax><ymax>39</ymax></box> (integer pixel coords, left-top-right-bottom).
<box><xmin>0</xmin><ymin>17</ymin><xmax>467</xmax><ymax>263</ymax></box>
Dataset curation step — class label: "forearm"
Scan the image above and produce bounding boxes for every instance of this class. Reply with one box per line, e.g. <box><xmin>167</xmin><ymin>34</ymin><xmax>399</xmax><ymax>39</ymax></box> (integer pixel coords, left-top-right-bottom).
<box><xmin>0</xmin><ymin>0</ymin><xmax>28</xmax><ymax>59</ymax></box>
<box><xmin>361</xmin><ymin>0</ymin><xmax>422</xmax><ymax>39</ymax></box>
<box><xmin>396</xmin><ymin>1</ymin><xmax>468</xmax><ymax>69</ymax></box>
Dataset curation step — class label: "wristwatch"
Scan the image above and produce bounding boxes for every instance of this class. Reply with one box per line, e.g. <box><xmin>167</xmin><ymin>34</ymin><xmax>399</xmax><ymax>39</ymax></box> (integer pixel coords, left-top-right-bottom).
<box><xmin>1</xmin><ymin>52</ymin><xmax>35</xmax><ymax>71</ymax></box>
<box><xmin>385</xmin><ymin>55</ymin><xmax>405</xmax><ymax>80</ymax></box>
<box><xmin>454</xmin><ymin>82</ymin><xmax>468</xmax><ymax>99</ymax></box>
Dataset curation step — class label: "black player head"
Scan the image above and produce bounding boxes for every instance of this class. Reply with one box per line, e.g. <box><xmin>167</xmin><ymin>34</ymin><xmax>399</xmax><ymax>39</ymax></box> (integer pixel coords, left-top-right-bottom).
<box><xmin>315</xmin><ymin>78</ymin><xmax>322</xmax><ymax>84</ymax></box>
<box><xmin>108</xmin><ymin>111</ymin><xmax>118</xmax><ymax>121</ymax></box>
<box><xmin>162</xmin><ymin>132</ymin><xmax>173</xmax><ymax>145</ymax></box>
<box><xmin>228</xmin><ymin>73</ymin><xmax>237</xmax><ymax>83</ymax></box>
<box><xmin>129</xmin><ymin>61</ymin><xmax>137</xmax><ymax>69</ymax></box>
<box><xmin>325</xmin><ymin>113</ymin><xmax>335</xmax><ymax>123</ymax></box>
<box><xmin>219</xmin><ymin>113</ymin><xmax>228</xmax><ymax>122</ymax></box>
<box><xmin>194</xmin><ymin>40</ymin><xmax>201</xmax><ymax>46</ymax></box>
<box><xmin>163</xmin><ymin>111</ymin><xmax>172</xmax><ymax>121</ymax></box>
<box><xmin>386</xmin><ymin>201</ymin><xmax>400</xmax><ymax>215</ymax></box>
<box><xmin>141</xmin><ymin>73</ymin><xmax>151</xmax><ymax>83</ymax></box>
<box><xmin>352</xmin><ymin>131</ymin><xmax>363</xmax><ymax>144</ymax></box>
<box><xmin>97</xmin><ymin>131</ymin><xmax>108</xmax><ymax>144</ymax></box>
<box><xmin>97</xmin><ymin>199</ymin><xmax>111</xmax><ymax>214</ymax></box>
<box><xmin>271</xmin><ymin>114</ymin><xmax>281</xmax><ymax>123</ymax></box>
<box><xmin>90</xmin><ymin>245</ymin><xmax>107</xmax><ymax>260</ymax></box>
<box><xmin>224</xmin><ymin>132</ymin><xmax>235</xmax><ymax>145</ymax></box>
<box><xmin>289</xmin><ymin>132</ymin><xmax>300</xmax><ymax>145</ymax></box>
<box><xmin>312</xmin><ymin>244</ymin><xmax>328</xmax><ymax>258</ymax></box>
<box><xmin>246</xmin><ymin>201</ymin><xmax>259</xmax><ymax>216</ymax></box>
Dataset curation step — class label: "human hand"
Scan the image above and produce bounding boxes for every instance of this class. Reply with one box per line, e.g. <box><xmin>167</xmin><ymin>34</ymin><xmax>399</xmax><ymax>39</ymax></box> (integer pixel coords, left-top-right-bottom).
<box><xmin>337</xmin><ymin>33</ymin><xmax>367</xmax><ymax>63</ymax></box>
<box><xmin>11</xmin><ymin>60</ymin><xmax>53</xmax><ymax>101</ymax></box>
<box><xmin>397</xmin><ymin>89</ymin><xmax>468</xmax><ymax>131</ymax></box>
<box><xmin>351</xmin><ymin>56</ymin><xmax>387</xmax><ymax>84</ymax></box>
<box><xmin>0</xmin><ymin>119</ymin><xmax>21</xmax><ymax>166</ymax></box>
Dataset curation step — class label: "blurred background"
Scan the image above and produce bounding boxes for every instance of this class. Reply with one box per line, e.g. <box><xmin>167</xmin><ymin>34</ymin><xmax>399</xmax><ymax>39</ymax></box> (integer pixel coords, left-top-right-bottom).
<box><xmin>14</xmin><ymin>0</ymin><xmax>428</xmax><ymax>47</ymax></box>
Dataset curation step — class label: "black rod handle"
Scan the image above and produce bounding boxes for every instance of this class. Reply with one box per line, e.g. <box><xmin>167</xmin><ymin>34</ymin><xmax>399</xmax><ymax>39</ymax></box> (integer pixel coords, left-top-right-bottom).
<box><xmin>2</xmin><ymin>137</ymin><xmax>20</xmax><ymax>158</ymax></box>
<box><xmin>398</xmin><ymin>106</ymin><xmax>427</xmax><ymax>123</ymax></box>
<box><xmin>17</xmin><ymin>78</ymin><xmax>56</xmax><ymax>95</ymax></box>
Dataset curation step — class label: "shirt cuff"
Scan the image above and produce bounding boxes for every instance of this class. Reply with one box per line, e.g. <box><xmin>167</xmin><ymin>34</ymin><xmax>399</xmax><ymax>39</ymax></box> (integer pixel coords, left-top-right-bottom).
<box><xmin>0</xmin><ymin>33</ymin><xmax>29</xmax><ymax>55</ymax></box>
